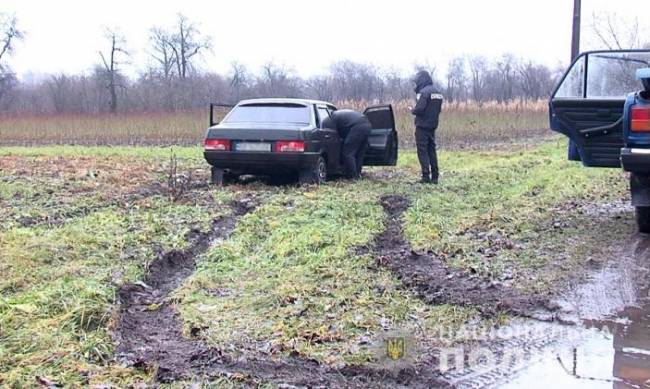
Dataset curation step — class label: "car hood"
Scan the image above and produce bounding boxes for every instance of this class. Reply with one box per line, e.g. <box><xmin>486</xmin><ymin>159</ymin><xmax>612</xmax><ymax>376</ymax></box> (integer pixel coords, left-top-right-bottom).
<box><xmin>206</xmin><ymin>122</ymin><xmax>312</xmax><ymax>141</ymax></box>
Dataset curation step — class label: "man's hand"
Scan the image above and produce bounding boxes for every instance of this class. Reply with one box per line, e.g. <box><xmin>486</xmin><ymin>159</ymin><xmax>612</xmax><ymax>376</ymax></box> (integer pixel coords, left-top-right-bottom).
<box><xmin>407</xmin><ymin>106</ymin><xmax>413</xmax><ymax>111</ymax></box>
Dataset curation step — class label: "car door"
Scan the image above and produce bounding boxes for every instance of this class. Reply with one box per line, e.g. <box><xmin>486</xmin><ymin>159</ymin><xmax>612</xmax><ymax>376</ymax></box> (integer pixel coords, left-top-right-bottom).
<box><xmin>314</xmin><ymin>105</ymin><xmax>341</xmax><ymax>172</ymax></box>
<box><xmin>363</xmin><ymin>104</ymin><xmax>398</xmax><ymax>166</ymax></box>
<box><xmin>550</xmin><ymin>50</ymin><xmax>650</xmax><ymax>168</ymax></box>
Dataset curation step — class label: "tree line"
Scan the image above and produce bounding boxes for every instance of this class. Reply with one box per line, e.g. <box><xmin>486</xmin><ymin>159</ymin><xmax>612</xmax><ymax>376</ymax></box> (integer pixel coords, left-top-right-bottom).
<box><xmin>0</xmin><ymin>13</ymin><xmax>586</xmax><ymax>115</ymax></box>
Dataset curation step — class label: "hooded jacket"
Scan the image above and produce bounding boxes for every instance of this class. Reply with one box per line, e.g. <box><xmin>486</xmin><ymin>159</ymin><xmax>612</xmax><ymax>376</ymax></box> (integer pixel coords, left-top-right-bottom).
<box><xmin>411</xmin><ymin>70</ymin><xmax>443</xmax><ymax>130</ymax></box>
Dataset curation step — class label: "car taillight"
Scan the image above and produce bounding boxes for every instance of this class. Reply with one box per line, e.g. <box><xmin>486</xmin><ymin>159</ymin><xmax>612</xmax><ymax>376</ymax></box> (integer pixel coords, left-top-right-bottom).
<box><xmin>631</xmin><ymin>106</ymin><xmax>650</xmax><ymax>132</ymax></box>
<box><xmin>275</xmin><ymin>141</ymin><xmax>305</xmax><ymax>152</ymax></box>
<box><xmin>204</xmin><ymin>139</ymin><xmax>230</xmax><ymax>151</ymax></box>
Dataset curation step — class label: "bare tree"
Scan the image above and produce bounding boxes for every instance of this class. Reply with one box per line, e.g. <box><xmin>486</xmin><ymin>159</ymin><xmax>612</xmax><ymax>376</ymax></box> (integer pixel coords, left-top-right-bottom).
<box><xmin>306</xmin><ymin>75</ymin><xmax>333</xmax><ymax>101</ymax></box>
<box><xmin>446</xmin><ymin>56</ymin><xmax>467</xmax><ymax>103</ymax></box>
<box><xmin>468</xmin><ymin>56</ymin><xmax>488</xmax><ymax>103</ymax></box>
<box><xmin>258</xmin><ymin>62</ymin><xmax>301</xmax><ymax>97</ymax></box>
<box><xmin>495</xmin><ymin>54</ymin><xmax>517</xmax><ymax>102</ymax></box>
<box><xmin>46</xmin><ymin>74</ymin><xmax>70</xmax><ymax>113</ymax></box>
<box><xmin>149</xmin><ymin>28</ymin><xmax>176</xmax><ymax>80</ymax></box>
<box><xmin>0</xmin><ymin>14</ymin><xmax>22</xmax><ymax>64</ymax></box>
<box><xmin>0</xmin><ymin>14</ymin><xmax>23</xmax><ymax>107</ymax></box>
<box><xmin>591</xmin><ymin>12</ymin><xmax>641</xmax><ymax>50</ymax></box>
<box><xmin>169</xmin><ymin>14</ymin><xmax>211</xmax><ymax>79</ymax></box>
<box><xmin>329</xmin><ymin>60</ymin><xmax>381</xmax><ymax>101</ymax></box>
<box><xmin>229</xmin><ymin>61</ymin><xmax>249</xmax><ymax>101</ymax></box>
<box><xmin>98</xmin><ymin>29</ymin><xmax>128</xmax><ymax>113</ymax></box>
<box><xmin>517</xmin><ymin>61</ymin><xmax>553</xmax><ymax>100</ymax></box>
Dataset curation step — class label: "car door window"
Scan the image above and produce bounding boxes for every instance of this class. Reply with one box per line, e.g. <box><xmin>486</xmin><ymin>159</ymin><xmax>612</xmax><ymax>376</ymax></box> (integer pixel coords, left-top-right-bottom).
<box><xmin>586</xmin><ymin>52</ymin><xmax>650</xmax><ymax>98</ymax></box>
<box><xmin>317</xmin><ymin>107</ymin><xmax>331</xmax><ymax>128</ymax></box>
<box><xmin>555</xmin><ymin>56</ymin><xmax>585</xmax><ymax>98</ymax></box>
<box><xmin>554</xmin><ymin>52</ymin><xmax>650</xmax><ymax>99</ymax></box>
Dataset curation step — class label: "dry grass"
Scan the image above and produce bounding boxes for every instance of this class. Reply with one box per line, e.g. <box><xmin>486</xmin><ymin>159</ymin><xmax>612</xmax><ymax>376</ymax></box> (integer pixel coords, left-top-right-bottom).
<box><xmin>0</xmin><ymin>100</ymin><xmax>550</xmax><ymax>148</ymax></box>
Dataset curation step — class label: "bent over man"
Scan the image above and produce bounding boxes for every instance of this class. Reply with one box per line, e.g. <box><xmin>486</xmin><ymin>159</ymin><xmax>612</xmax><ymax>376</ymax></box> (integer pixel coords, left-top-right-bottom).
<box><xmin>322</xmin><ymin>110</ymin><xmax>372</xmax><ymax>179</ymax></box>
<box><xmin>411</xmin><ymin>70</ymin><xmax>443</xmax><ymax>184</ymax></box>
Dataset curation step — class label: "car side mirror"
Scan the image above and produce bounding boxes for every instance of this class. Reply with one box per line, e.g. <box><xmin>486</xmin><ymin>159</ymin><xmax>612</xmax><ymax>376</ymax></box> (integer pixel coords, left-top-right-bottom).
<box><xmin>637</xmin><ymin>68</ymin><xmax>650</xmax><ymax>92</ymax></box>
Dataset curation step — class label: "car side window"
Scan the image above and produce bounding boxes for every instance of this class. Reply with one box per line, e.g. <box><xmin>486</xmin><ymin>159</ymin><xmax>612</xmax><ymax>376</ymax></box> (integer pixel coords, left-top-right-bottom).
<box><xmin>586</xmin><ymin>52</ymin><xmax>650</xmax><ymax>98</ymax></box>
<box><xmin>317</xmin><ymin>107</ymin><xmax>331</xmax><ymax>128</ymax></box>
<box><xmin>555</xmin><ymin>56</ymin><xmax>585</xmax><ymax>98</ymax></box>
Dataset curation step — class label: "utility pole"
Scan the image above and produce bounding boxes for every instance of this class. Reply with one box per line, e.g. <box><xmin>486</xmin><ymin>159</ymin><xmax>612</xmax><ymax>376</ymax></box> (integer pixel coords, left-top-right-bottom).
<box><xmin>567</xmin><ymin>0</ymin><xmax>582</xmax><ymax>160</ymax></box>
<box><xmin>571</xmin><ymin>0</ymin><xmax>581</xmax><ymax>61</ymax></box>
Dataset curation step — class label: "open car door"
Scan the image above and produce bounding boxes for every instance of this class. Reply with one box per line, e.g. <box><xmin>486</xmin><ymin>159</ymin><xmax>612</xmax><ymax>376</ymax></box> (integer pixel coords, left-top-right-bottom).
<box><xmin>363</xmin><ymin>104</ymin><xmax>398</xmax><ymax>166</ymax></box>
<box><xmin>550</xmin><ymin>50</ymin><xmax>650</xmax><ymax>167</ymax></box>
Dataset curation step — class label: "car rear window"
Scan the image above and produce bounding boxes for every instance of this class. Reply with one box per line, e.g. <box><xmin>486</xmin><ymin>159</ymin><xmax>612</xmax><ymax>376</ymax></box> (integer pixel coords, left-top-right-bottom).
<box><xmin>224</xmin><ymin>103</ymin><xmax>311</xmax><ymax>125</ymax></box>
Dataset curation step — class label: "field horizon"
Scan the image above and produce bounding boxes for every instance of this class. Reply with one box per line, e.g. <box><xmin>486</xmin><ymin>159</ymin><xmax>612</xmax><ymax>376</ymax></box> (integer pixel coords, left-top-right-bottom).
<box><xmin>0</xmin><ymin>99</ymin><xmax>550</xmax><ymax>148</ymax></box>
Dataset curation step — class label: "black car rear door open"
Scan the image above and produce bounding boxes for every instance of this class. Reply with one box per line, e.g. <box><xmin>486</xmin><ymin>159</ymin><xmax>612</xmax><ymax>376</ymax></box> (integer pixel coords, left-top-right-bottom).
<box><xmin>549</xmin><ymin>50</ymin><xmax>650</xmax><ymax>168</ymax></box>
<box><xmin>363</xmin><ymin>104</ymin><xmax>398</xmax><ymax>166</ymax></box>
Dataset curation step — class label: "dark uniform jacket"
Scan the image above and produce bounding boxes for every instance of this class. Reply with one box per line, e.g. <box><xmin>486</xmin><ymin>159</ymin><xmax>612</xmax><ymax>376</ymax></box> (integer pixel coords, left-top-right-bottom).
<box><xmin>330</xmin><ymin>109</ymin><xmax>370</xmax><ymax>139</ymax></box>
<box><xmin>411</xmin><ymin>71</ymin><xmax>443</xmax><ymax>130</ymax></box>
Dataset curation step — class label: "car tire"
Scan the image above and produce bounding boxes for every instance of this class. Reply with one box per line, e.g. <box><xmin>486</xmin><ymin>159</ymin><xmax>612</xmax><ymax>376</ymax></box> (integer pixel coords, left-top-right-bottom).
<box><xmin>299</xmin><ymin>156</ymin><xmax>327</xmax><ymax>185</ymax></box>
<box><xmin>210</xmin><ymin>167</ymin><xmax>236</xmax><ymax>186</ymax></box>
<box><xmin>636</xmin><ymin>206</ymin><xmax>650</xmax><ymax>233</ymax></box>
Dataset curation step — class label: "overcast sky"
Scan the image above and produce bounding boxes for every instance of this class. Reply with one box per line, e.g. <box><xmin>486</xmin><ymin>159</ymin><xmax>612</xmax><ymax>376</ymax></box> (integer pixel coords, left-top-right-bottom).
<box><xmin>3</xmin><ymin>0</ymin><xmax>648</xmax><ymax>81</ymax></box>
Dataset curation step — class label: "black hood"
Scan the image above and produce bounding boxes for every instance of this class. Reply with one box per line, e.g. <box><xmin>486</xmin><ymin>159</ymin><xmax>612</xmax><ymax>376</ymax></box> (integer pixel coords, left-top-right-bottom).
<box><xmin>413</xmin><ymin>70</ymin><xmax>433</xmax><ymax>93</ymax></box>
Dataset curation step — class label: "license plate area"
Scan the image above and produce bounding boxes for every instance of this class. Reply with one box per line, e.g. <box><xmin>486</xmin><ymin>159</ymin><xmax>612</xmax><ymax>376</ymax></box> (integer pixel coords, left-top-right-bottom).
<box><xmin>234</xmin><ymin>142</ymin><xmax>272</xmax><ymax>152</ymax></box>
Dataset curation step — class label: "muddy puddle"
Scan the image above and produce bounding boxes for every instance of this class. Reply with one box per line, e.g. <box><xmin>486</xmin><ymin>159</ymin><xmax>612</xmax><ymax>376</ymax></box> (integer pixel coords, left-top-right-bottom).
<box><xmin>443</xmin><ymin>236</ymin><xmax>650</xmax><ymax>388</ymax></box>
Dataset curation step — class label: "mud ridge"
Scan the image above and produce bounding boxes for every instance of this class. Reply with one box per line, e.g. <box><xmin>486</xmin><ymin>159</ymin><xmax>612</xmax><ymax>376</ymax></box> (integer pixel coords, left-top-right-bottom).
<box><xmin>113</xmin><ymin>196</ymin><xmax>257</xmax><ymax>382</ymax></box>
<box><xmin>373</xmin><ymin>194</ymin><xmax>555</xmax><ymax>318</ymax></box>
<box><xmin>113</xmin><ymin>195</ymin><xmax>451</xmax><ymax>387</ymax></box>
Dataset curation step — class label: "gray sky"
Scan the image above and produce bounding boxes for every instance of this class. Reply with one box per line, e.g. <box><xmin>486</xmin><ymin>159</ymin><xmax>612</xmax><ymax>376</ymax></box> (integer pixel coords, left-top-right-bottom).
<box><xmin>3</xmin><ymin>0</ymin><xmax>648</xmax><ymax>80</ymax></box>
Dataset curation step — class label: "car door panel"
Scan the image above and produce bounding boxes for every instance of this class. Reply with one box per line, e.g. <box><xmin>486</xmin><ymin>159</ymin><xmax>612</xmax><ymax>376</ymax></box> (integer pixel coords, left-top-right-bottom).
<box><xmin>550</xmin><ymin>99</ymin><xmax>625</xmax><ymax>167</ymax></box>
<box><xmin>549</xmin><ymin>50</ymin><xmax>650</xmax><ymax>168</ymax></box>
<box><xmin>363</xmin><ymin>105</ymin><xmax>398</xmax><ymax>166</ymax></box>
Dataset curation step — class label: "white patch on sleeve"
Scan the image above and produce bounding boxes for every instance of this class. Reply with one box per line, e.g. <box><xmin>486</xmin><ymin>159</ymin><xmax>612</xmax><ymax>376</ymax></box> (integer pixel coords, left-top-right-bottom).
<box><xmin>416</xmin><ymin>93</ymin><xmax>421</xmax><ymax>100</ymax></box>
<box><xmin>430</xmin><ymin>94</ymin><xmax>443</xmax><ymax>100</ymax></box>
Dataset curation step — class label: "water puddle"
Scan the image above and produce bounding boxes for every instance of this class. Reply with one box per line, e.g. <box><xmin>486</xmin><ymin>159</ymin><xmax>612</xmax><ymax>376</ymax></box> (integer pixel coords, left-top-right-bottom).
<box><xmin>502</xmin><ymin>300</ymin><xmax>650</xmax><ymax>389</ymax></box>
<box><xmin>443</xmin><ymin>236</ymin><xmax>650</xmax><ymax>388</ymax></box>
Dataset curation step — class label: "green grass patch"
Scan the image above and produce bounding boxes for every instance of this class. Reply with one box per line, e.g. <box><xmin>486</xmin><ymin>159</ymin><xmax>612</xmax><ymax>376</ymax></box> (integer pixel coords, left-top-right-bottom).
<box><xmin>0</xmin><ymin>138</ymin><xmax>633</xmax><ymax>386</ymax></box>
<box><xmin>0</xmin><ymin>200</ymin><xmax>217</xmax><ymax>386</ymax></box>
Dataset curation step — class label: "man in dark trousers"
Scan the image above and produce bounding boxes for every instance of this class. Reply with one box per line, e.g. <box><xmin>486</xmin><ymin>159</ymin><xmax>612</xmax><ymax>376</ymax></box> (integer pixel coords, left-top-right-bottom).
<box><xmin>322</xmin><ymin>110</ymin><xmax>372</xmax><ymax>179</ymax></box>
<box><xmin>411</xmin><ymin>70</ymin><xmax>443</xmax><ymax>183</ymax></box>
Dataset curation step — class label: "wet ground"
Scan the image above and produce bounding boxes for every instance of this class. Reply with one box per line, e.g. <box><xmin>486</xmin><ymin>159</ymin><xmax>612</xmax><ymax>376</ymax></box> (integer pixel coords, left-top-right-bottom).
<box><xmin>442</xmin><ymin>235</ymin><xmax>650</xmax><ymax>388</ymax></box>
<box><xmin>109</xmin><ymin>191</ymin><xmax>650</xmax><ymax>388</ymax></box>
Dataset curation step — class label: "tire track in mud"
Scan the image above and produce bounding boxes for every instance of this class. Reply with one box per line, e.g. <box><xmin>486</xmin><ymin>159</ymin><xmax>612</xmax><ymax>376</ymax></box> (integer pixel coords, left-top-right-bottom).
<box><xmin>374</xmin><ymin>194</ymin><xmax>555</xmax><ymax>318</ymax></box>
<box><xmin>113</xmin><ymin>196</ymin><xmax>257</xmax><ymax>382</ymax></box>
<box><xmin>113</xmin><ymin>194</ymin><xmax>450</xmax><ymax>388</ymax></box>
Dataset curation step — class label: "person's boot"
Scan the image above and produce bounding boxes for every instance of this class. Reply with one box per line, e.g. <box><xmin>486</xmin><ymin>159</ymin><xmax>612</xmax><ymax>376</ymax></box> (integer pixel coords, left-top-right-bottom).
<box><xmin>430</xmin><ymin>175</ymin><xmax>439</xmax><ymax>185</ymax></box>
<box><xmin>419</xmin><ymin>173</ymin><xmax>431</xmax><ymax>183</ymax></box>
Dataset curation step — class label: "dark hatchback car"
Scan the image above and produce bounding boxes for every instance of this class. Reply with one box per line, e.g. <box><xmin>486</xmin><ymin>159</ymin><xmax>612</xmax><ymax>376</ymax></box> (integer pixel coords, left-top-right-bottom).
<box><xmin>203</xmin><ymin>98</ymin><xmax>398</xmax><ymax>185</ymax></box>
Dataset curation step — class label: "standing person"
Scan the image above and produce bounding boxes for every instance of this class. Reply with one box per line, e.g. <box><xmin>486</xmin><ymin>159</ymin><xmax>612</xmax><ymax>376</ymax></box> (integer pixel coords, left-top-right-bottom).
<box><xmin>411</xmin><ymin>70</ymin><xmax>443</xmax><ymax>184</ymax></box>
<box><xmin>322</xmin><ymin>110</ymin><xmax>372</xmax><ymax>179</ymax></box>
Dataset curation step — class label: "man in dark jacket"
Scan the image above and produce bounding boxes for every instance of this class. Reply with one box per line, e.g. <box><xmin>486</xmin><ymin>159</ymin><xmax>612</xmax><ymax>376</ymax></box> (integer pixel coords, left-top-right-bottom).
<box><xmin>322</xmin><ymin>110</ymin><xmax>372</xmax><ymax>179</ymax></box>
<box><xmin>411</xmin><ymin>70</ymin><xmax>443</xmax><ymax>183</ymax></box>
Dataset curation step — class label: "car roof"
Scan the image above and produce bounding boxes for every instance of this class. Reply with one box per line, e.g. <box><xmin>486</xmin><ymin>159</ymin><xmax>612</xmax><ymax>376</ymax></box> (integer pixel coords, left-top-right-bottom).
<box><xmin>237</xmin><ymin>98</ymin><xmax>335</xmax><ymax>107</ymax></box>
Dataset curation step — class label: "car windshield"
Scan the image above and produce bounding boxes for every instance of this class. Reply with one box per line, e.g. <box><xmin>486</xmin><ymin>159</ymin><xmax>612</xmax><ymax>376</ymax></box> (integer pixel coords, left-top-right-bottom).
<box><xmin>224</xmin><ymin>103</ymin><xmax>311</xmax><ymax>125</ymax></box>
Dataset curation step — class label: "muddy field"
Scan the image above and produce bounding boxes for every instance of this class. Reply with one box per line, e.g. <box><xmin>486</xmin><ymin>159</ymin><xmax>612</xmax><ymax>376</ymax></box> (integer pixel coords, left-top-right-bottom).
<box><xmin>1</xmin><ymin>140</ymin><xmax>649</xmax><ymax>388</ymax></box>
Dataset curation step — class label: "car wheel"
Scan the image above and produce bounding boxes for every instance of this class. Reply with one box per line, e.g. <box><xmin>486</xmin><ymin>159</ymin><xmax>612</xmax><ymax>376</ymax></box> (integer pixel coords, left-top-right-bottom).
<box><xmin>636</xmin><ymin>206</ymin><xmax>650</xmax><ymax>233</ymax></box>
<box><xmin>211</xmin><ymin>167</ymin><xmax>225</xmax><ymax>185</ymax></box>
<box><xmin>299</xmin><ymin>156</ymin><xmax>327</xmax><ymax>185</ymax></box>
